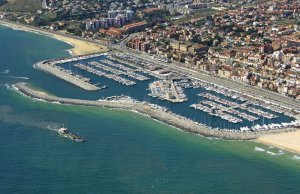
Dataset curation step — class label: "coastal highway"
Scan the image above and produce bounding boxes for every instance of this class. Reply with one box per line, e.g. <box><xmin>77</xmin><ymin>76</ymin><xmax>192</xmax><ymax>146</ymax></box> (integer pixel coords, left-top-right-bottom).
<box><xmin>1</xmin><ymin>19</ymin><xmax>299</xmax><ymax>112</ymax></box>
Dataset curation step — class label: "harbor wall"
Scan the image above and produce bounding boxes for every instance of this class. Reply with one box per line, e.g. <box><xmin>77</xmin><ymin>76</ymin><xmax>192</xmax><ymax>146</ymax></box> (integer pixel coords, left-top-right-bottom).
<box><xmin>35</xmin><ymin>61</ymin><xmax>100</xmax><ymax>91</ymax></box>
<box><xmin>14</xmin><ymin>82</ymin><xmax>298</xmax><ymax>140</ymax></box>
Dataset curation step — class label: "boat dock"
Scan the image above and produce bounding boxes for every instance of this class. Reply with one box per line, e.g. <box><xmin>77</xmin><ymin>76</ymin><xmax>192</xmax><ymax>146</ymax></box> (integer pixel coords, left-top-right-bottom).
<box><xmin>190</xmin><ymin>103</ymin><xmax>243</xmax><ymax>124</ymax></box>
<box><xmin>199</xmin><ymin>93</ymin><xmax>277</xmax><ymax>119</ymax></box>
<box><xmin>149</xmin><ymin>80</ymin><xmax>188</xmax><ymax>103</ymax></box>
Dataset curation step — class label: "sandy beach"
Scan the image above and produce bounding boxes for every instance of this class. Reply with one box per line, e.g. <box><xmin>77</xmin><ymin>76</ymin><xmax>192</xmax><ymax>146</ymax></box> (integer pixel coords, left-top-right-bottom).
<box><xmin>51</xmin><ymin>33</ymin><xmax>108</xmax><ymax>56</ymax></box>
<box><xmin>257</xmin><ymin>129</ymin><xmax>300</xmax><ymax>154</ymax></box>
<box><xmin>0</xmin><ymin>20</ymin><xmax>108</xmax><ymax>56</ymax></box>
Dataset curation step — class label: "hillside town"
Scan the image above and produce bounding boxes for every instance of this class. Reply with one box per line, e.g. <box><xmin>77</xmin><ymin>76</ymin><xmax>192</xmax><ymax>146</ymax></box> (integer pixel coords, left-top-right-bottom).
<box><xmin>126</xmin><ymin>0</ymin><xmax>300</xmax><ymax>99</ymax></box>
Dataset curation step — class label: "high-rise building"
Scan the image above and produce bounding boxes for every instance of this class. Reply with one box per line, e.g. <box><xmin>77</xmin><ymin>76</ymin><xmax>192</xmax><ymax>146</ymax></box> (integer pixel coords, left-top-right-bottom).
<box><xmin>126</xmin><ymin>10</ymin><xmax>134</xmax><ymax>21</ymax></box>
<box><xmin>85</xmin><ymin>21</ymin><xmax>93</xmax><ymax>30</ymax></box>
<box><xmin>94</xmin><ymin>20</ymin><xmax>100</xmax><ymax>29</ymax></box>
<box><xmin>86</xmin><ymin>10</ymin><xmax>135</xmax><ymax>31</ymax></box>
<box><xmin>141</xmin><ymin>42</ymin><xmax>150</xmax><ymax>52</ymax></box>
<box><xmin>108</xmin><ymin>10</ymin><xmax>117</xmax><ymax>18</ymax></box>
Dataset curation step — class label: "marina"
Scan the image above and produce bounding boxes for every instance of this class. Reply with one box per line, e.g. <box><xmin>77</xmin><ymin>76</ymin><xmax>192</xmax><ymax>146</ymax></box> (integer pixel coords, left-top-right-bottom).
<box><xmin>2</xmin><ymin>21</ymin><xmax>300</xmax><ymax>194</ymax></box>
<box><xmin>198</xmin><ymin>92</ymin><xmax>277</xmax><ymax>119</ymax></box>
<box><xmin>74</xmin><ymin>63</ymin><xmax>136</xmax><ymax>86</ymax></box>
<box><xmin>190</xmin><ymin>103</ymin><xmax>243</xmax><ymax>124</ymax></box>
<box><xmin>101</xmin><ymin>59</ymin><xmax>150</xmax><ymax>81</ymax></box>
<box><xmin>33</xmin><ymin>52</ymin><xmax>299</xmax><ymax>133</ymax></box>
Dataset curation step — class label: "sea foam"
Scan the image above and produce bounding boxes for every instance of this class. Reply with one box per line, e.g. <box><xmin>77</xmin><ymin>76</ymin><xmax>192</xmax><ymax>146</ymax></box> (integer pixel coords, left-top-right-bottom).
<box><xmin>6</xmin><ymin>76</ymin><xmax>29</xmax><ymax>80</ymax></box>
<box><xmin>254</xmin><ymin>147</ymin><xmax>265</xmax><ymax>152</ymax></box>
<box><xmin>266</xmin><ymin>151</ymin><xmax>276</xmax><ymax>156</ymax></box>
<box><xmin>292</xmin><ymin>155</ymin><xmax>300</xmax><ymax>160</ymax></box>
<box><xmin>254</xmin><ymin>147</ymin><xmax>285</xmax><ymax>156</ymax></box>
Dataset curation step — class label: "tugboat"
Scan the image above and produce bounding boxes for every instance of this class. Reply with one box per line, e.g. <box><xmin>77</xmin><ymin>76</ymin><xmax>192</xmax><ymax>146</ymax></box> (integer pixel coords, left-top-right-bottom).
<box><xmin>58</xmin><ymin>125</ymin><xmax>85</xmax><ymax>142</ymax></box>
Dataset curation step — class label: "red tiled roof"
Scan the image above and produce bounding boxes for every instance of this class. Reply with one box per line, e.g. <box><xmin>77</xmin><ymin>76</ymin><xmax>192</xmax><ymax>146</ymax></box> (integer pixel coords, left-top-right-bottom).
<box><xmin>106</xmin><ymin>27</ymin><xmax>123</xmax><ymax>37</ymax></box>
<box><xmin>143</xmin><ymin>7</ymin><xmax>161</xmax><ymax>13</ymax></box>
<box><xmin>124</xmin><ymin>21</ymin><xmax>146</xmax><ymax>31</ymax></box>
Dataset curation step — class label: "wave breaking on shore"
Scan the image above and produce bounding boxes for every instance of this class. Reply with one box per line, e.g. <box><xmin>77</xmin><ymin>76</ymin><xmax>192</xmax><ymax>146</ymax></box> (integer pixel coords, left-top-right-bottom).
<box><xmin>254</xmin><ymin>146</ymin><xmax>286</xmax><ymax>156</ymax></box>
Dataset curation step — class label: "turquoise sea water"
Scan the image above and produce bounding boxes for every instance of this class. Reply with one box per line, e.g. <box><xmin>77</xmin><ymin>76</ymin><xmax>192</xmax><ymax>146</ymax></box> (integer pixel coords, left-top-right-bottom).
<box><xmin>0</xmin><ymin>25</ymin><xmax>300</xmax><ymax>193</ymax></box>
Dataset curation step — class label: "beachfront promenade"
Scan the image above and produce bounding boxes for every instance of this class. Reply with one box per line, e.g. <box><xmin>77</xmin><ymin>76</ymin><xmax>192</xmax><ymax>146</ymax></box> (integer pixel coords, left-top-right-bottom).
<box><xmin>14</xmin><ymin>82</ymin><xmax>298</xmax><ymax>140</ymax></box>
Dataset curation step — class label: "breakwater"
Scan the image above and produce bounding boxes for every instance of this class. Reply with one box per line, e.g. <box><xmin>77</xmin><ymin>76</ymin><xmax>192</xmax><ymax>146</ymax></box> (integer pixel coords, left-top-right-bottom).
<box><xmin>13</xmin><ymin>82</ymin><xmax>299</xmax><ymax>140</ymax></box>
<box><xmin>34</xmin><ymin>60</ymin><xmax>100</xmax><ymax>91</ymax></box>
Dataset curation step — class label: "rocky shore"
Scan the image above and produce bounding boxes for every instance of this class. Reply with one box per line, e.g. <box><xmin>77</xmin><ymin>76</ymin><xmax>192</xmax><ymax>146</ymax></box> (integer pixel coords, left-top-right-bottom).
<box><xmin>13</xmin><ymin>82</ymin><xmax>298</xmax><ymax>140</ymax></box>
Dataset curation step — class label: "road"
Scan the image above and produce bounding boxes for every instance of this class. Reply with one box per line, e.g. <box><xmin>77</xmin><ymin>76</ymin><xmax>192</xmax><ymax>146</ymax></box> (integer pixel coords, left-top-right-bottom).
<box><xmin>115</xmin><ymin>48</ymin><xmax>300</xmax><ymax>112</ymax></box>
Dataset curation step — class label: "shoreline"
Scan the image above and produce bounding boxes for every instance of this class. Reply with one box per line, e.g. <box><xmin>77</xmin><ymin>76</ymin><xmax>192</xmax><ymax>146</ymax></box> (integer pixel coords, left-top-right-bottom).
<box><xmin>257</xmin><ymin>131</ymin><xmax>300</xmax><ymax>154</ymax></box>
<box><xmin>12</xmin><ymin>82</ymin><xmax>299</xmax><ymax>141</ymax></box>
<box><xmin>0</xmin><ymin>20</ymin><xmax>109</xmax><ymax>56</ymax></box>
<box><xmin>2</xmin><ymin>19</ymin><xmax>300</xmax><ymax>153</ymax></box>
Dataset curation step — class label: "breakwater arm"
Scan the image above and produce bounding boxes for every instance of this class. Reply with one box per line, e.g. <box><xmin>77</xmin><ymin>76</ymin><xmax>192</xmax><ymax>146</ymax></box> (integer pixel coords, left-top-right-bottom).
<box><xmin>13</xmin><ymin>82</ymin><xmax>297</xmax><ymax>140</ymax></box>
<box><xmin>34</xmin><ymin>61</ymin><xmax>100</xmax><ymax>91</ymax></box>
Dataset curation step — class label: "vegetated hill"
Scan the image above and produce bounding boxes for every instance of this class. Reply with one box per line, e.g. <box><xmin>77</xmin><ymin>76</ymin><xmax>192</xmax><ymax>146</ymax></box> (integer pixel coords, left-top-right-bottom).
<box><xmin>0</xmin><ymin>0</ymin><xmax>41</xmax><ymax>12</ymax></box>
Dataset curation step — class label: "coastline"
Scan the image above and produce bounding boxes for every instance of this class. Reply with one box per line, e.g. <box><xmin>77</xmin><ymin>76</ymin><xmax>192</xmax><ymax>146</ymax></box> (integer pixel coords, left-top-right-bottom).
<box><xmin>257</xmin><ymin>131</ymin><xmax>300</xmax><ymax>154</ymax></box>
<box><xmin>34</xmin><ymin>60</ymin><xmax>100</xmax><ymax>91</ymax></box>
<box><xmin>0</xmin><ymin>20</ymin><xmax>109</xmax><ymax>56</ymax></box>
<box><xmin>1</xmin><ymin>19</ymin><xmax>300</xmax><ymax>154</ymax></box>
<box><xmin>12</xmin><ymin>82</ymin><xmax>299</xmax><ymax>141</ymax></box>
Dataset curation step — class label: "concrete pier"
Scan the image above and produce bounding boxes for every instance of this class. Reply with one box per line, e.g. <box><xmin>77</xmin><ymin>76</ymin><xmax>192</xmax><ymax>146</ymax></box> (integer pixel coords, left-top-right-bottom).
<box><xmin>34</xmin><ymin>61</ymin><xmax>100</xmax><ymax>91</ymax></box>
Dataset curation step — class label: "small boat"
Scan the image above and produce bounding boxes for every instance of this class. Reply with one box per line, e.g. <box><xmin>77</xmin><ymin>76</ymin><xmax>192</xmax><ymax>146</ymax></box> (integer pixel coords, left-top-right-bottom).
<box><xmin>58</xmin><ymin>125</ymin><xmax>85</xmax><ymax>142</ymax></box>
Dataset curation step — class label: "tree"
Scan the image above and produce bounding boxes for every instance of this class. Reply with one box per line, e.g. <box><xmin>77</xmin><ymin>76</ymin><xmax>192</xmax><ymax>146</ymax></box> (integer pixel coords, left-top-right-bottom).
<box><xmin>192</xmin><ymin>35</ymin><xmax>202</xmax><ymax>44</ymax></box>
<box><xmin>74</xmin><ymin>28</ymin><xmax>82</xmax><ymax>36</ymax></box>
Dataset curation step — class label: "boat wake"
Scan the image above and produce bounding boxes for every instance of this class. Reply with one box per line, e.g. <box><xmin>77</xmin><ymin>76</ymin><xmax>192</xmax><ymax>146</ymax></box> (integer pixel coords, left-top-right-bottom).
<box><xmin>0</xmin><ymin>110</ymin><xmax>59</xmax><ymax>132</ymax></box>
<box><xmin>4</xmin><ymin>76</ymin><xmax>29</xmax><ymax>80</ymax></box>
<box><xmin>46</xmin><ymin>123</ymin><xmax>60</xmax><ymax>132</ymax></box>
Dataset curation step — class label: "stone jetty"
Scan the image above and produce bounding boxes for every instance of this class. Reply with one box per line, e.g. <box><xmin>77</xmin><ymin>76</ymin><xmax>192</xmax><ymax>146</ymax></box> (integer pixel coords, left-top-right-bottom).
<box><xmin>13</xmin><ymin>82</ymin><xmax>298</xmax><ymax>140</ymax></box>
